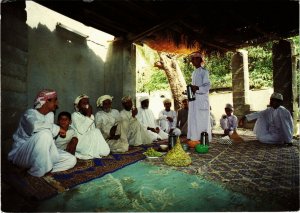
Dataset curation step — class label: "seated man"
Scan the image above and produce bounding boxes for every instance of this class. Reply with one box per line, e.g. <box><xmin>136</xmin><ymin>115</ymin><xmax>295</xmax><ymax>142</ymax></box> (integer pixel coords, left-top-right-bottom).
<box><xmin>239</xmin><ymin>92</ymin><xmax>293</xmax><ymax>145</ymax></box>
<box><xmin>8</xmin><ymin>89</ymin><xmax>76</xmax><ymax>177</ymax></box>
<box><xmin>120</xmin><ymin>96</ymin><xmax>152</xmax><ymax>146</ymax></box>
<box><xmin>176</xmin><ymin>96</ymin><xmax>189</xmax><ymax>136</ymax></box>
<box><xmin>220</xmin><ymin>103</ymin><xmax>238</xmax><ymax>136</ymax></box>
<box><xmin>55</xmin><ymin>111</ymin><xmax>78</xmax><ymax>155</ymax></box>
<box><xmin>71</xmin><ymin>94</ymin><xmax>110</xmax><ymax>159</ymax></box>
<box><xmin>95</xmin><ymin>95</ymin><xmax>129</xmax><ymax>153</ymax></box>
<box><xmin>136</xmin><ymin>96</ymin><xmax>168</xmax><ymax>141</ymax></box>
<box><xmin>158</xmin><ymin>98</ymin><xmax>181</xmax><ymax>136</ymax></box>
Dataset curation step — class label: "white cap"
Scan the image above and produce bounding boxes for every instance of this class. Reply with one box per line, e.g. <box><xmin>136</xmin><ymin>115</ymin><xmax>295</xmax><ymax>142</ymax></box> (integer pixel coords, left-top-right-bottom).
<box><xmin>139</xmin><ymin>96</ymin><xmax>149</xmax><ymax>102</ymax></box>
<box><xmin>225</xmin><ymin>103</ymin><xmax>233</xmax><ymax>110</ymax></box>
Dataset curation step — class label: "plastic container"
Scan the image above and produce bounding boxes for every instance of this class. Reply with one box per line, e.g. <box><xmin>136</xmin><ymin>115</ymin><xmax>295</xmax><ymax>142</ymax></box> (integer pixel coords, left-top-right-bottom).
<box><xmin>195</xmin><ymin>144</ymin><xmax>209</xmax><ymax>153</ymax></box>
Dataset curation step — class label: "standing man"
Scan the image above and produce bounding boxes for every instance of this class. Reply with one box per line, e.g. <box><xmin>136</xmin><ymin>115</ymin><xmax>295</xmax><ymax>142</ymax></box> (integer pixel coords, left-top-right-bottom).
<box><xmin>187</xmin><ymin>52</ymin><xmax>212</xmax><ymax>142</ymax></box>
<box><xmin>8</xmin><ymin>89</ymin><xmax>77</xmax><ymax>177</ymax></box>
<box><xmin>239</xmin><ymin>92</ymin><xmax>293</xmax><ymax>144</ymax></box>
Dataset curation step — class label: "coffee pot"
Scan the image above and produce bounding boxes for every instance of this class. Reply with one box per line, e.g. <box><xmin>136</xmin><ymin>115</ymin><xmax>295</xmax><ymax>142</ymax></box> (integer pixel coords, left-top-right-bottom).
<box><xmin>187</xmin><ymin>85</ymin><xmax>195</xmax><ymax>101</ymax></box>
<box><xmin>168</xmin><ymin>133</ymin><xmax>178</xmax><ymax>150</ymax></box>
<box><xmin>200</xmin><ymin>131</ymin><xmax>209</xmax><ymax>146</ymax></box>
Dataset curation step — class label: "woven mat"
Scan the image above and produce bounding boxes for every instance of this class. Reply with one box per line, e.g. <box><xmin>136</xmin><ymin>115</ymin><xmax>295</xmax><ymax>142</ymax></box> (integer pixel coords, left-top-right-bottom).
<box><xmin>144</xmin><ymin>135</ymin><xmax>300</xmax><ymax>211</ymax></box>
<box><xmin>2</xmin><ymin>145</ymin><xmax>150</xmax><ymax>200</ymax></box>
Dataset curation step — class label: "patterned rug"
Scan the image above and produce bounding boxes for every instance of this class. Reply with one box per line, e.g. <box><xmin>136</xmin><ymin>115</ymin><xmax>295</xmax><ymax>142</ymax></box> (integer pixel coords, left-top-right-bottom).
<box><xmin>37</xmin><ymin>161</ymin><xmax>269</xmax><ymax>212</ymax></box>
<box><xmin>145</xmin><ymin>133</ymin><xmax>300</xmax><ymax>211</ymax></box>
<box><xmin>2</xmin><ymin>146</ymin><xmax>149</xmax><ymax>200</ymax></box>
<box><xmin>3</xmin><ymin>132</ymin><xmax>299</xmax><ymax>211</ymax></box>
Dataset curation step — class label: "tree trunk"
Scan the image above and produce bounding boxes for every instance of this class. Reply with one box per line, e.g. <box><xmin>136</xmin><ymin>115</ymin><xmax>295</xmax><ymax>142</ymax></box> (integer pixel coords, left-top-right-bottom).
<box><xmin>154</xmin><ymin>52</ymin><xmax>187</xmax><ymax>110</ymax></box>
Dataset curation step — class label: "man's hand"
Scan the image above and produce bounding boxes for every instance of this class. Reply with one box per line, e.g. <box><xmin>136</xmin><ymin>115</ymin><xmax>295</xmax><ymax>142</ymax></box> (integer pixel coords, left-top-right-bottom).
<box><xmin>109</xmin><ymin>125</ymin><xmax>118</xmax><ymax>139</ymax></box>
<box><xmin>131</xmin><ymin>107</ymin><xmax>138</xmax><ymax>117</ymax></box>
<box><xmin>224</xmin><ymin>129</ymin><xmax>230</xmax><ymax>135</ymax></box>
<box><xmin>86</xmin><ymin>104</ymin><xmax>93</xmax><ymax>117</ymax></box>
<box><xmin>155</xmin><ymin>127</ymin><xmax>160</xmax><ymax>133</ymax></box>
<box><xmin>66</xmin><ymin>137</ymin><xmax>78</xmax><ymax>155</ymax></box>
<box><xmin>147</xmin><ymin>127</ymin><xmax>160</xmax><ymax>133</ymax></box>
<box><xmin>59</xmin><ymin>128</ymin><xmax>67</xmax><ymax>138</ymax></box>
<box><xmin>169</xmin><ymin>128</ymin><xmax>174</xmax><ymax>134</ymax></box>
<box><xmin>167</xmin><ymin>117</ymin><xmax>173</xmax><ymax>122</ymax></box>
<box><xmin>191</xmin><ymin>85</ymin><xmax>199</xmax><ymax>93</ymax></box>
<box><xmin>238</xmin><ymin>116</ymin><xmax>246</xmax><ymax>127</ymax></box>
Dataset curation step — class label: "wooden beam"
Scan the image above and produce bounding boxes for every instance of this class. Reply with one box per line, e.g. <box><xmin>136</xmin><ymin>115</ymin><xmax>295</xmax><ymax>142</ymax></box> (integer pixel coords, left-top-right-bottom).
<box><xmin>128</xmin><ymin>4</ymin><xmax>196</xmax><ymax>43</ymax></box>
<box><xmin>83</xmin><ymin>8</ymin><xmax>129</xmax><ymax>34</ymax></box>
<box><xmin>179</xmin><ymin>21</ymin><xmax>230</xmax><ymax>52</ymax></box>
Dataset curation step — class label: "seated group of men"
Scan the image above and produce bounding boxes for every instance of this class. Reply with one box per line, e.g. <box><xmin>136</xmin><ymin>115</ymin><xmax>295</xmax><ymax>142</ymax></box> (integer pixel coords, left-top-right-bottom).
<box><xmin>8</xmin><ymin>89</ymin><xmax>187</xmax><ymax>177</ymax></box>
<box><xmin>8</xmin><ymin>89</ymin><xmax>294</xmax><ymax>178</ymax></box>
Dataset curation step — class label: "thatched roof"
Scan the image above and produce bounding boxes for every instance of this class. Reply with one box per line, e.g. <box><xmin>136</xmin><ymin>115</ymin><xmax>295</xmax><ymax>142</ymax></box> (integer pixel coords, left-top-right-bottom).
<box><xmin>37</xmin><ymin>0</ymin><xmax>299</xmax><ymax>54</ymax></box>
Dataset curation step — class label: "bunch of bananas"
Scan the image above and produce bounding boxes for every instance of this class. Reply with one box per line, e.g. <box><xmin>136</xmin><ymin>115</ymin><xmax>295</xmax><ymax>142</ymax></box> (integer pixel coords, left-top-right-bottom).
<box><xmin>164</xmin><ymin>139</ymin><xmax>191</xmax><ymax>166</ymax></box>
<box><xmin>143</xmin><ymin>148</ymin><xmax>163</xmax><ymax>157</ymax></box>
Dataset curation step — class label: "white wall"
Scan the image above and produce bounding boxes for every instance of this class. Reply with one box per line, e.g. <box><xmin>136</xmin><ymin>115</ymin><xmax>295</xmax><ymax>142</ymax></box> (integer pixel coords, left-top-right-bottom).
<box><xmin>26</xmin><ymin>2</ymin><xmax>119</xmax><ymax>117</ymax></box>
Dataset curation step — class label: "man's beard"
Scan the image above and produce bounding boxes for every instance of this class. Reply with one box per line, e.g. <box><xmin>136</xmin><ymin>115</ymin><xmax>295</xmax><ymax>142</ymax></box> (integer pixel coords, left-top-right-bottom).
<box><xmin>103</xmin><ymin>108</ymin><xmax>111</xmax><ymax>113</ymax></box>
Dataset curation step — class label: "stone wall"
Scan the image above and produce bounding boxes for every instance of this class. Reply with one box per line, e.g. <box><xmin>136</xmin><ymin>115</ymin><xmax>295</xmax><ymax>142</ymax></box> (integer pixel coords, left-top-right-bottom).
<box><xmin>1</xmin><ymin>2</ymin><xmax>28</xmax><ymax>142</ymax></box>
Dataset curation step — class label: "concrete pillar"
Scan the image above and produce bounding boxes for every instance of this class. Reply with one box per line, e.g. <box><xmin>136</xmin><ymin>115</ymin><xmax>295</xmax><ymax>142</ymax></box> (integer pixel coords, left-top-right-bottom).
<box><xmin>231</xmin><ymin>49</ymin><xmax>251</xmax><ymax>119</ymax></box>
<box><xmin>272</xmin><ymin>39</ymin><xmax>298</xmax><ymax>134</ymax></box>
<box><xmin>104</xmin><ymin>40</ymin><xmax>136</xmax><ymax>110</ymax></box>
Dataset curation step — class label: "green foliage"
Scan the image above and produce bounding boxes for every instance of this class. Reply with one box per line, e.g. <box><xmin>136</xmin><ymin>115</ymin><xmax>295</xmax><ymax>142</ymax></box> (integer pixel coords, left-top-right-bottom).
<box><xmin>142</xmin><ymin>69</ymin><xmax>169</xmax><ymax>92</ymax></box>
<box><xmin>205</xmin><ymin>52</ymin><xmax>233</xmax><ymax>89</ymax></box>
<box><xmin>137</xmin><ymin>36</ymin><xmax>299</xmax><ymax>92</ymax></box>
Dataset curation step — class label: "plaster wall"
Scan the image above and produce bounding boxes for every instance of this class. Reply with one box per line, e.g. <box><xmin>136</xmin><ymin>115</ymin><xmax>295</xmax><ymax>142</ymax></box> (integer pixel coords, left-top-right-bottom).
<box><xmin>26</xmin><ymin>2</ymin><xmax>129</xmax><ymax>117</ymax></box>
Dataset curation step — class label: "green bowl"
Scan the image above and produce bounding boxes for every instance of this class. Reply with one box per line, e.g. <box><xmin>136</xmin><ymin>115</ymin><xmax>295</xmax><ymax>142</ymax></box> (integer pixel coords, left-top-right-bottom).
<box><xmin>195</xmin><ymin>144</ymin><xmax>209</xmax><ymax>153</ymax></box>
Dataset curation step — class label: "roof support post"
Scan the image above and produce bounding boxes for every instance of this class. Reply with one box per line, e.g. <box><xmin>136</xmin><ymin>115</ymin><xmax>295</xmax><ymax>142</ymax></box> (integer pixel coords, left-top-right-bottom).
<box><xmin>272</xmin><ymin>39</ymin><xmax>298</xmax><ymax>135</ymax></box>
<box><xmin>231</xmin><ymin>50</ymin><xmax>252</xmax><ymax>127</ymax></box>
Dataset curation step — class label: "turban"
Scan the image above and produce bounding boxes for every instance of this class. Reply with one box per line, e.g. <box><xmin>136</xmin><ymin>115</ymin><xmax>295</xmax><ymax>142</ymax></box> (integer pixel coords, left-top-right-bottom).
<box><xmin>121</xmin><ymin>95</ymin><xmax>132</xmax><ymax>103</ymax></box>
<box><xmin>139</xmin><ymin>96</ymin><xmax>149</xmax><ymax>103</ymax></box>
<box><xmin>270</xmin><ymin>92</ymin><xmax>283</xmax><ymax>101</ymax></box>
<box><xmin>74</xmin><ymin>94</ymin><xmax>89</xmax><ymax>111</ymax></box>
<box><xmin>97</xmin><ymin>95</ymin><xmax>113</xmax><ymax>107</ymax></box>
<box><xmin>34</xmin><ymin>89</ymin><xmax>57</xmax><ymax>109</ymax></box>
<box><xmin>225</xmin><ymin>103</ymin><xmax>233</xmax><ymax>110</ymax></box>
<box><xmin>163</xmin><ymin>98</ymin><xmax>172</xmax><ymax>104</ymax></box>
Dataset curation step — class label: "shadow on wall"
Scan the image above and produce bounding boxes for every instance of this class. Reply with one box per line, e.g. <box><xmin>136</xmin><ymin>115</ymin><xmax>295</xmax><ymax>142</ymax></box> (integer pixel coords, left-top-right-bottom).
<box><xmin>27</xmin><ymin>22</ymin><xmax>106</xmax><ymax>120</ymax></box>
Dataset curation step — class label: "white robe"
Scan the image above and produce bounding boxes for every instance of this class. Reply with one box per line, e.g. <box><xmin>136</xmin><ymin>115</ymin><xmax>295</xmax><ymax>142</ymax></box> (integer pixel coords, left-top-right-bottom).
<box><xmin>158</xmin><ymin>109</ymin><xmax>181</xmax><ymax>136</ymax></box>
<box><xmin>188</xmin><ymin>67</ymin><xmax>212</xmax><ymax>141</ymax></box>
<box><xmin>8</xmin><ymin>109</ymin><xmax>76</xmax><ymax>177</ymax></box>
<box><xmin>95</xmin><ymin>109</ymin><xmax>129</xmax><ymax>153</ymax></box>
<box><xmin>220</xmin><ymin>114</ymin><xmax>238</xmax><ymax>135</ymax></box>
<box><xmin>245</xmin><ymin>106</ymin><xmax>293</xmax><ymax>144</ymax></box>
<box><xmin>71</xmin><ymin>112</ymin><xmax>110</xmax><ymax>159</ymax></box>
<box><xmin>136</xmin><ymin>108</ymin><xmax>169</xmax><ymax>141</ymax></box>
<box><xmin>55</xmin><ymin>128</ymin><xmax>77</xmax><ymax>150</ymax></box>
<box><xmin>120</xmin><ymin>109</ymin><xmax>152</xmax><ymax>146</ymax></box>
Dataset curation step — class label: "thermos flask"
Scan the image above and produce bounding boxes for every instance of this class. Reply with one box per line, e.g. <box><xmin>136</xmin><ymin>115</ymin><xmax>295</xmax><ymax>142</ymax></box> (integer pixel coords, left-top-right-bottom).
<box><xmin>200</xmin><ymin>131</ymin><xmax>209</xmax><ymax>146</ymax></box>
<box><xmin>187</xmin><ymin>85</ymin><xmax>195</xmax><ymax>101</ymax></box>
<box><xmin>168</xmin><ymin>133</ymin><xmax>177</xmax><ymax>150</ymax></box>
